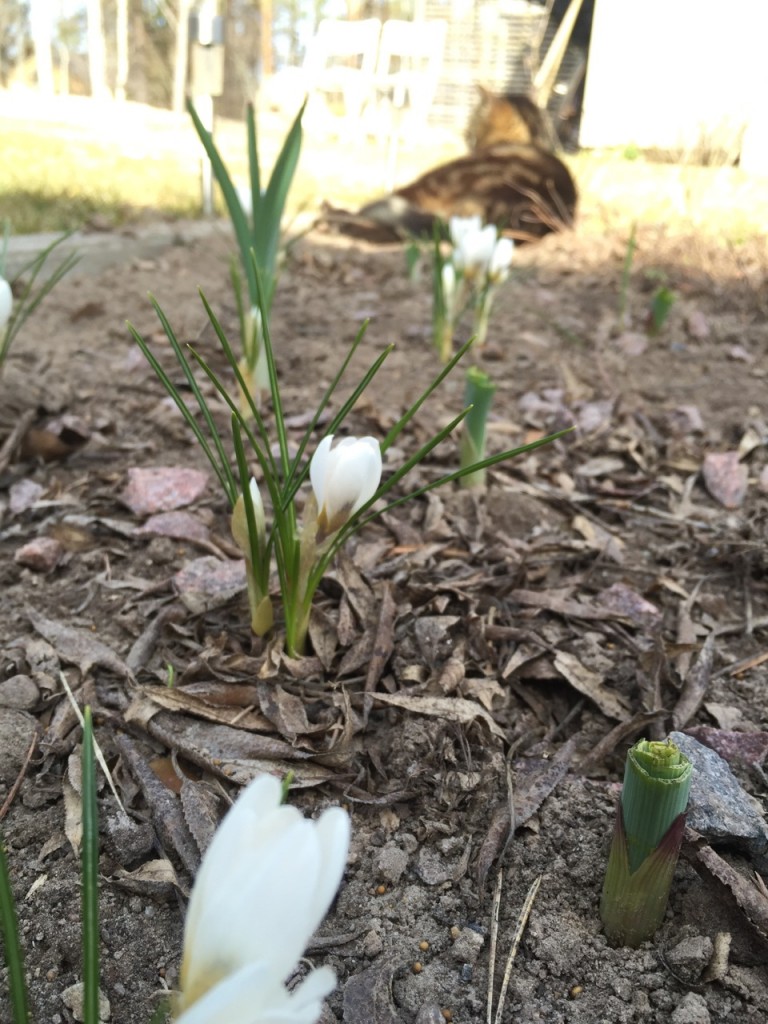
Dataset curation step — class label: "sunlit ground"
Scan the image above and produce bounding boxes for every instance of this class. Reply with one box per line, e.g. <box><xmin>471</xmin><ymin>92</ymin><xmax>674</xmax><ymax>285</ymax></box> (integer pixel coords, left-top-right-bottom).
<box><xmin>2</xmin><ymin>88</ymin><xmax>768</xmax><ymax>242</ymax></box>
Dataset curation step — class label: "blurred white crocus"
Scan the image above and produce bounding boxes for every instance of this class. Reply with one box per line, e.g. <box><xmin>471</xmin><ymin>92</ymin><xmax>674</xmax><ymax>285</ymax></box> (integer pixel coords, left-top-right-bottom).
<box><xmin>488</xmin><ymin>237</ymin><xmax>515</xmax><ymax>284</ymax></box>
<box><xmin>441</xmin><ymin>261</ymin><xmax>456</xmax><ymax>316</ymax></box>
<box><xmin>0</xmin><ymin>276</ymin><xmax>12</xmax><ymax>330</ymax></box>
<box><xmin>175</xmin><ymin>774</ymin><xmax>350</xmax><ymax>1024</ymax></box>
<box><xmin>450</xmin><ymin>217</ymin><xmax>498</xmax><ymax>281</ymax></box>
<box><xmin>310</xmin><ymin>435</ymin><xmax>382</xmax><ymax>540</ymax></box>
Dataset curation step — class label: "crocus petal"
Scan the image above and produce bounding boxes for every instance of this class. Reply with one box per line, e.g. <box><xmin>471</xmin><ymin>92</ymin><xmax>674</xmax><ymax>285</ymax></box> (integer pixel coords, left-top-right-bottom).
<box><xmin>310</xmin><ymin>435</ymin><xmax>382</xmax><ymax>536</ymax></box>
<box><xmin>449</xmin><ymin>215</ymin><xmax>483</xmax><ymax>250</ymax></box>
<box><xmin>178</xmin><ymin>775</ymin><xmax>350</xmax><ymax>1018</ymax></box>
<box><xmin>175</xmin><ymin>962</ymin><xmax>336</xmax><ymax>1024</ymax></box>
<box><xmin>309</xmin><ymin>434</ymin><xmax>334</xmax><ymax>512</ymax></box>
<box><xmin>489</xmin><ymin>237</ymin><xmax>515</xmax><ymax>282</ymax></box>
<box><xmin>0</xmin><ymin>277</ymin><xmax>12</xmax><ymax>330</ymax></box>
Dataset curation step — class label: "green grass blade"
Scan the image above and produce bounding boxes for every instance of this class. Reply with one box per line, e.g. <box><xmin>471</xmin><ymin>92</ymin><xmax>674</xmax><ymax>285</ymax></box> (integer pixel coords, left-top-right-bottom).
<box><xmin>0</xmin><ymin>830</ymin><xmax>30</xmax><ymax>1023</ymax></box>
<box><xmin>382</xmin><ymin>337</ymin><xmax>475</xmax><ymax>452</ymax></box>
<box><xmin>194</xmin><ymin>290</ymin><xmax>278</xmax><ymax>480</ymax></box>
<box><xmin>81</xmin><ymin>706</ymin><xmax>100</xmax><ymax>1024</ymax></box>
<box><xmin>348</xmin><ymin>428</ymin><xmax>573</xmax><ymax>541</ymax></box>
<box><xmin>128</xmin><ymin>313</ymin><xmax>237</xmax><ymax>503</ymax></box>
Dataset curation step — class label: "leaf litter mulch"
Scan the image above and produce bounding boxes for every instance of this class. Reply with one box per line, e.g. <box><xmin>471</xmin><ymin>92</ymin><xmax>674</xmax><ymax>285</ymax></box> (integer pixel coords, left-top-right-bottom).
<box><xmin>1</xmin><ymin>196</ymin><xmax>768</xmax><ymax>1024</ymax></box>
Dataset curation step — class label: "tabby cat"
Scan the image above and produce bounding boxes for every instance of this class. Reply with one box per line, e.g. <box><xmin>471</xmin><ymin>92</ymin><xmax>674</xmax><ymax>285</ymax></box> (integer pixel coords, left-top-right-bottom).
<box><xmin>326</xmin><ymin>87</ymin><xmax>577</xmax><ymax>243</ymax></box>
<box><xmin>465</xmin><ymin>85</ymin><xmax>550</xmax><ymax>150</ymax></box>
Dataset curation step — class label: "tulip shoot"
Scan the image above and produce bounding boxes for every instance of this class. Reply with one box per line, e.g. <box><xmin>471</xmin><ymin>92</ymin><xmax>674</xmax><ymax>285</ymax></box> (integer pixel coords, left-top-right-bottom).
<box><xmin>600</xmin><ymin>738</ymin><xmax>692</xmax><ymax>947</ymax></box>
<box><xmin>460</xmin><ymin>367</ymin><xmax>496</xmax><ymax>488</ymax></box>
<box><xmin>189</xmin><ymin>99</ymin><xmax>304</xmax><ymax>407</ymax></box>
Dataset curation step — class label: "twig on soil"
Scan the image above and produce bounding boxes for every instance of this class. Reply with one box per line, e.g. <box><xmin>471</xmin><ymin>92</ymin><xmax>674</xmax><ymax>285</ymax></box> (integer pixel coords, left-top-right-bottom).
<box><xmin>59</xmin><ymin>671</ymin><xmax>126</xmax><ymax>814</ymax></box>
<box><xmin>0</xmin><ymin>731</ymin><xmax>39</xmax><ymax>822</ymax></box>
<box><xmin>0</xmin><ymin>408</ymin><xmax>35</xmax><ymax>474</ymax></box>
<box><xmin>486</xmin><ymin>869</ymin><xmax>503</xmax><ymax>1024</ymax></box>
<box><xmin>493</xmin><ymin>874</ymin><xmax>543</xmax><ymax>1024</ymax></box>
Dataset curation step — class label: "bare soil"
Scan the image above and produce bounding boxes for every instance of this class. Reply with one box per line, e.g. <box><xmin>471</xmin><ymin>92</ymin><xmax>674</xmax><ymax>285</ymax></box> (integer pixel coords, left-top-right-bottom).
<box><xmin>2</xmin><ymin>174</ymin><xmax>768</xmax><ymax>1024</ymax></box>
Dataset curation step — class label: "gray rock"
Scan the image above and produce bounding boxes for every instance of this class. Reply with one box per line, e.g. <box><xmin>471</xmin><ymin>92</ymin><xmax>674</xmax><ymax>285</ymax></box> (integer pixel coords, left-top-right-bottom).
<box><xmin>375</xmin><ymin>843</ymin><xmax>409</xmax><ymax>885</ymax></box>
<box><xmin>0</xmin><ymin>674</ymin><xmax>40</xmax><ymax>710</ymax></box>
<box><xmin>671</xmin><ymin>992</ymin><xmax>711</xmax><ymax>1024</ymax></box>
<box><xmin>671</xmin><ymin>731</ymin><xmax>768</xmax><ymax>855</ymax></box>
<box><xmin>666</xmin><ymin>935</ymin><xmax>714</xmax><ymax>979</ymax></box>
<box><xmin>0</xmin><ymin>709</ymin><xmax>38</xmax><ymax>784</ymax></box>
<box><xmin>450</xmin><ymin>927</ymin><xmax>484</xmax><ymax>964</ymax></box>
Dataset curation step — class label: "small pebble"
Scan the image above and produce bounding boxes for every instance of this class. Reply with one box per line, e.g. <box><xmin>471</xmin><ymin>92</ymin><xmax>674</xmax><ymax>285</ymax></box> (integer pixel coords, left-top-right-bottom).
<box><xmin>0</xmin><ymin>675</ymin><xmax>40</xmax><ymax>710</ymax></box>
<box><xmin>14</xmin><ymin>537</ymin><xmax>63</xmax><ymax>573</ymax></box>
<box><xmin>451</xmin><ymin>927</ymin><xmax>484</xmax><ymax>964</ymax></box>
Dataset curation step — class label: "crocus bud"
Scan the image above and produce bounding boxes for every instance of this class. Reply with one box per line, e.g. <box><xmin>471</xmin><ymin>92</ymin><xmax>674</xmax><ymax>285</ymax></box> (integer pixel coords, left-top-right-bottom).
<box><xmin>488</xmin><ymin>237</ymin><xmax>515</xmax><ymax>284</ymax></box>
<box><xmin>231</xmin><ymin>477</ymin><xmax>266</xmax><ymax>556</ymax></box>
<box><xmin>441</xmin><ymin>262</ymin><xmax>456</xmax><ymax>314</ymax></box>
<box><xmin>0</xmin><ymin>276</ymin><xmax>12</xmax><ymax>330</ymax></box>
<box><xmin>175</xmin><ymin>774</ymin><xmax>350</xmax><ymax>1024</ymax></box>
<box><xmin>310</xmin><ymin>435</ymin><xmax>382</xmax><ymax>540</ymax></box>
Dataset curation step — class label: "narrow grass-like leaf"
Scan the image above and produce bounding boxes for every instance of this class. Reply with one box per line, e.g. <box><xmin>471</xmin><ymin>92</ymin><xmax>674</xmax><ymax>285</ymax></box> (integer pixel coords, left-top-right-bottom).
<box><xmin>348</xmin><ymin>428</ymin><xmax>573</xmax><ymax>540</ymax></box>
<box><xmin>0</xmin><ymin>829</ymin><xmax>29</xmax><ymax>1023</ymax></box>
<box><xmin>382</xmin><ymin>338</ymin><xmax>475</xmax><ymax>451</ymax></box>
<box><xmin>81</xmin><ymin>706</ymin><xmax>100</xmax><ymax>1024</ymax></box>
<box><xmin>128</xmin><ymin>320</ymin><xmax>236</xmax><ymax>503</ymax></box>
<box><xmin>2</xmin><ymin>231</ymin><xmax>79</xmax><ymax>364</ymax></box>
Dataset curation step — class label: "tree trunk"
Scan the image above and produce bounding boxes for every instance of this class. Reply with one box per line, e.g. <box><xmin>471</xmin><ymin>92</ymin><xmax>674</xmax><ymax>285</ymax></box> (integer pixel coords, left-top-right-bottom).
<box><xmin>172</xmin><ymin>0</ymin><xmax>192</xmax><ymax>112</ymax></box>
<box><xmin>29</xmin><ymin>0</ymin><xmax>55</xmax><ymax>94</ymax></box>
<box><xmin>115</xmin><ymin>0</ymin><xmax>129</xmax><ymax>100</ymax></box>
<box><xmin>86</xmin><ymin>0</ymin><xmax>110</xmax><ymax>98</ymax></box>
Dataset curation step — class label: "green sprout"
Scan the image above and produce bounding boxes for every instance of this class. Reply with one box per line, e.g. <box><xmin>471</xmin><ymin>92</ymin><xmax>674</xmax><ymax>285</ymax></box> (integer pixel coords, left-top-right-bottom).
<box><xmin>460</xmin><ymin>367</ymin><xmax>496</xmax><ymax>489</ymax></box>
<box><xmin>600</xmin><ymin>738</ymin><xmax>692</xmax><ymax>947</ymax></box>
<box><xmin>0</xmin><ymin>223</ymin><xmax>79</xmax><ymax>371</ymax></box>
<box><xmin>187</xmin><ymin>99</ymin><xmax>304</xmax><ymax>408</ymax></box>
<box><xmin>648</xmin><ymin>286</ymin><xmax>676</xmax><ymax>335</ymax></box>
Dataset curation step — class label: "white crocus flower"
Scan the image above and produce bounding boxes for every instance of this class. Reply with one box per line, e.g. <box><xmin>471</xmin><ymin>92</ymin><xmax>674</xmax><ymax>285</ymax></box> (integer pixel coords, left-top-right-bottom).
<box><xmin>451</xmin><ymin>221</ymin><xmax>499</xmax><ymax>281</ymax></box>
<box><xmin>310</xmin><ymin>435</ymin><xmax>382</xmax><ymax>539</ymax></box>
<box><xmin>0</xmin><ymin>276</ymin><xmax>12</xmax><ymax>330</ymax></box>
<box><xmin>488</xmin><ymin>237</ymin><xmax>515</xmax><ymax>284</ymax></box>
<box><xmin>448</xmin><ymin>214</ymin><xmax>483</xmax><ymax>251</ymax></box>
<box><xmin>175</xmin><ymin>774</ymin><xmax>350</xmax><ymax>1024</ymax></box>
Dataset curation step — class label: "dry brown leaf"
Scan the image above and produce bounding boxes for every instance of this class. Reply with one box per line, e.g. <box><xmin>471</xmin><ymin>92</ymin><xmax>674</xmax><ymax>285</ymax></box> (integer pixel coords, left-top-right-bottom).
<box><xmin>27</xmin><ymin>607</ymin><xmax>135</xmax><ymax>683</ymax></box>
<box><xmin>372</xmin><ymin>692</ymin><xmax>505</xmax><ymax>739</ymax></box>
<box><xmin>137</xmin><ymin>686</ymin><xmax>272</xmax><ymax>732</ymax></box>
<box><xmin>672</xmin><ymin>633</ymin><xmax>715</xmax><ymax>730</ymax></box>
<box><xmin>553</xmin><ymin>650</ymin><xmax>629</xmax><ymax>721</ymax></box>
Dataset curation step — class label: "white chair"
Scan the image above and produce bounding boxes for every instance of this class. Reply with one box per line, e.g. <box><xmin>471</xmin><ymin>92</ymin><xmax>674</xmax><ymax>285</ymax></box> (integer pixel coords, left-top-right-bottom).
<box><xmin>304</xmin><ymin>18</ymin><xmax>382</xmax><ymax>133</ymax></box>
<box><xmin>369</xmin><ymin>20</ymin><xmax>447</xmax><ymax>188</ymax></box>
<box><xmin>372</xmin><ymin>19</ymin><xmax>447</xmax><ymax>131</ymax></box>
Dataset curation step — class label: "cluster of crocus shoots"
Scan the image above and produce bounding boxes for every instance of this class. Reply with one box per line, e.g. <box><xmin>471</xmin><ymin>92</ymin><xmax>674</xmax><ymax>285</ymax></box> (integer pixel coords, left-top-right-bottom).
<box><xmin>174</xmin><ymin>774</ymin><xmax>350</xmax><ymax>1024</ymax></box>
<box><xmin>600</xmin><ymin>737</ymin><xmax>693</xmax><ymax>947</ymax></box>
<box><xmin>230</xmin><ymin>434</ymin><xmax>382</xmax><ymax>653</ymax></box>
<box><xmin>432</xmin><ymin>214</ymin><xmax>515</xmax><ymax>362</ymax></box>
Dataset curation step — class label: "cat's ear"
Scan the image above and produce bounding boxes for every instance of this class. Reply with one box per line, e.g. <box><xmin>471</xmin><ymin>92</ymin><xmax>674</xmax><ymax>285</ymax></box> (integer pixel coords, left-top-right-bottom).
<box><xmin>476</xmin><ymin>84</ymin><xmax>492</xmax><ymax>101</ymax></box>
